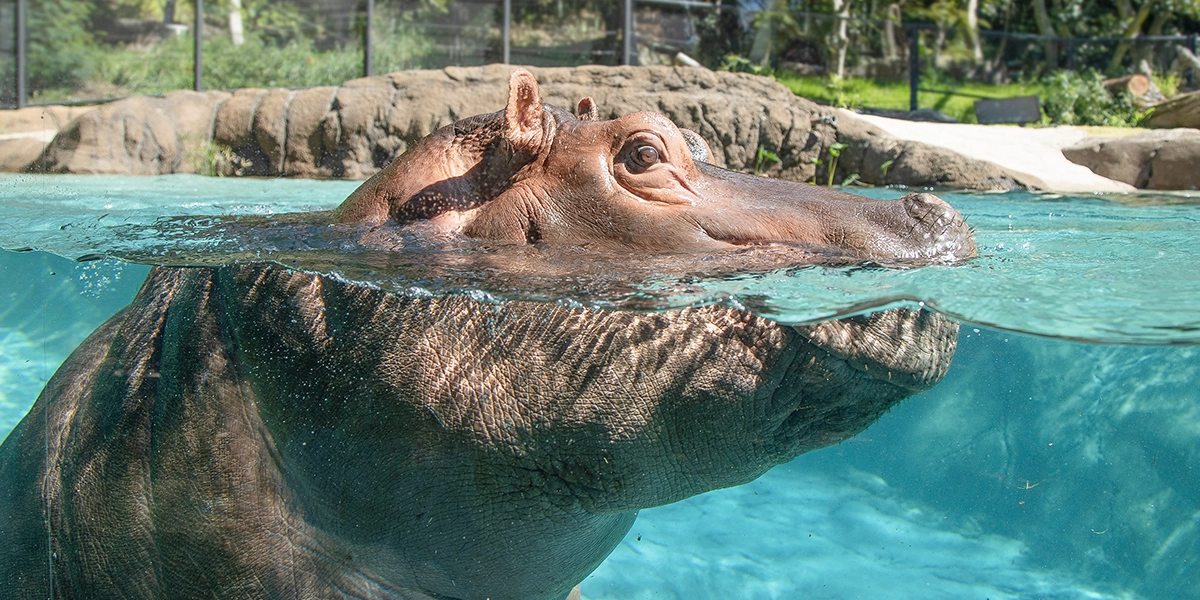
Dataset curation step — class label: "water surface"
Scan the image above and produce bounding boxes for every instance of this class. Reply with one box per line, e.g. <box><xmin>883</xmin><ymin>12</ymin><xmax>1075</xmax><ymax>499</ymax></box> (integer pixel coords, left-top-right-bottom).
<box><xmin>2</xmin><ymin>174</ymin><xmax>1199</xmax><ymax>599</ymax></box>
<box><xmin>2</xmin><ymin>174</ymin><xmax>1198</xmax><ymax>344</ymax></box>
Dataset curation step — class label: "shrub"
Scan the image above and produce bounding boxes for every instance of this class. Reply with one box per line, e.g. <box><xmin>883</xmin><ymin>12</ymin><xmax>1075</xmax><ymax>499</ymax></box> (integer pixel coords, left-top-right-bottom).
<box><xmin>1040</xmin><ymin>70</ymin><xmax>1145</xmax><ymax>127</ymax></box>
<box><xmin>29</xmin><ymin>0</ymin><xmax>97</xmax><ymax>94</ymax></box>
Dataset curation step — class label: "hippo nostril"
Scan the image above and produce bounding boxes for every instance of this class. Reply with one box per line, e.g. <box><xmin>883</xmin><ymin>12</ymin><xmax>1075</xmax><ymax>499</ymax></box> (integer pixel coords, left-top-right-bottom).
<box><xmin>897</xmin><ymin>192</ymin><xmax>976</xmax><ymax>262</ymax></box>
<box><xmin>903</xmin><ymin>193</ymin><xmax>956</xmax><ymax>225</ymax></box>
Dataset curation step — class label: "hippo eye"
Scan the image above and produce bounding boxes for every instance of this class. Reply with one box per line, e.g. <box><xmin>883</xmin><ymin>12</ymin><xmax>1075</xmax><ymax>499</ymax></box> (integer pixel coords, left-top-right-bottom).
<box><xmin>632</xmin><ymin>145</ymin><xmax>660</xmax><ymax>169</ymax></box>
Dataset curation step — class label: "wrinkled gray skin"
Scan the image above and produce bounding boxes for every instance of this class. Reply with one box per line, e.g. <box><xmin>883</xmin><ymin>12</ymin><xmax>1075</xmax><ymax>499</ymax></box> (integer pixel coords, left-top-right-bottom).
<box><xmin>0</xmin><ymin>70</ymin><xmax>975</xmax><ymax>600</ymax></box>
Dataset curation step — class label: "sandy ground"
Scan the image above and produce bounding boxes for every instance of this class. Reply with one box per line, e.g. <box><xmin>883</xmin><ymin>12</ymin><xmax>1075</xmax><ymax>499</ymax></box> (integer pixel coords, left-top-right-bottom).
<box><xmin>842</xmin><ymin>110</ymin><xmax>1137</xmax><ymax>193</ymax></box>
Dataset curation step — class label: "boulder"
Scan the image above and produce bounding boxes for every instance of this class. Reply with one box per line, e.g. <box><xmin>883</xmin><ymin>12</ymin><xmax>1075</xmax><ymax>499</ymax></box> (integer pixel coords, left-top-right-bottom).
<box><xmin>21</xmin><ymin>66</ymin><xmax>1036</xmax><ymax>190</ymax></box>
<box><xmin>282</xmin><ymin>86</ymin><xmax>338</xmax><ymax>177</ymax></box>
<box><xmin>34</xmin><ymin>91</ymin><xmax>230</xmax><ymax>175</ymax></box>
<box><xmin>1146</xmin><ymin>90</ymin><xmax>1200</xmax><ymax>130</ymax></box>
<box><xmin>832</xmin><ymin>112</ymin><xmax>1041</xmax><ymax>190</ymax></box>
<box><xmin>251</xmin><ymin>88</ymin><xmax>297</xmax><ymax>176</ymax></box>
<box><xmin>0</xmin><ymin>138</ymin><xmax>49</xmax><ymax>173</ymax></box>
<box><xmin>1062</xmin><ymin>129</ymin><xmax>1200</xmax><ymax>190</ymax></box>
<box><xmin>0</xmin><ymin>105</ymin><xmax>94</xmax><ymax>134</ymax></box>
<box><xmin>0</xmin><ymin>104</ymin><xmax>80</xmax><ymax>173</ymax></box>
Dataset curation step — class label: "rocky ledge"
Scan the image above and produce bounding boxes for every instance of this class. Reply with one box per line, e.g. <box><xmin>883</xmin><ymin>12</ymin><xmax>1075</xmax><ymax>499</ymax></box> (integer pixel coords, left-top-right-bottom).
<box><xmin>1062</xmin><ymin>128</ymin><xmax>1200</xmax><ymax>190</ymax></box>
<box><xmin>6</xmin><ymin>65</ymin><xmax>1040</xmax><ymax>190</ymax></box>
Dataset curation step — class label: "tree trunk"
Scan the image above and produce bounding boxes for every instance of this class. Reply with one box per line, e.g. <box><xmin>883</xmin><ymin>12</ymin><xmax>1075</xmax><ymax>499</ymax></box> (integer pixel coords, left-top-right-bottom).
<box><xmin>1175</xmin><ymin>45</ymin><xmax>1200</xmax><ymax>72</ymax></box>
<box><xmin>1132</xmin><ymin>10</ymin><xmax>1172</xmax><ymax>66</ymax></box>
<box><xmin>1107</xmin><ymin>2</ymin><xmax>1153</xmax><ymax>74</ymax></box>
<box><xmin>1170</xmin><ymin>44</ymin><xmax>1200</xmax><ymax>84</ymax></box>
<box><xmin>1116</xmin><ymin>0</ymin><xmax>1134</xmax><ymax>23</ymax></box>
<box><xmin>966</xmin><ymin>0</ymin><xmax>982</xmax><ymax>64</ymax></box>
<box><xmin>883</xmin><ymin>3</ymin><xmax>900</xmax><ymax>61</ymax></box>
<box><xmin>228</xmin><ymin>0</ymin><xmax>245</xmax><ymax>46</ymax></box>
<box><xmin>1031</xmin><ymin>0</ymin><xmax>1057</xmax><ymax>70</ymax></box>
<box><xmin>164</xmin><ymin>0</ymin><xmax>177</xmax><ymax>24</ymax></box>
<box><xmin>749</xmin><ymin>0</ymin><xmax>788</xmax><ymax>66</ymax></box>
<box><xmin>1107</xmin><ymin>1</ymin><xmax>1152</xmax><ymax>74</ymax></box>
<box><xmin>831</xmin><ymin>0</ymin><xmax>852</xmax><ymax>78</ymax></box>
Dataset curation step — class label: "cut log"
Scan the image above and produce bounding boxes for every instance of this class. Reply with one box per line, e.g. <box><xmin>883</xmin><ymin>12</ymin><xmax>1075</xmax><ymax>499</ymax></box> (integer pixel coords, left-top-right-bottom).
<box><xmin>1145</xmin><ymin>90</ymin><xmax>1200</xmax><ymax>129</ymax></box>
<box><xmin>1104</xmin><ymin>73</ymin><xmax>1151</xmax><ymax>98</ymax></box>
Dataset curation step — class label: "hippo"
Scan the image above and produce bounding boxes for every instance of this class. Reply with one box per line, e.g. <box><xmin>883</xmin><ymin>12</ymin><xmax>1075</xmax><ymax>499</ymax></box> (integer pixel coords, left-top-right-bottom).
<box><xmin>0</xmin><ymin>69</ymin><xmax>975</xmax><ymax>600</ymax></box>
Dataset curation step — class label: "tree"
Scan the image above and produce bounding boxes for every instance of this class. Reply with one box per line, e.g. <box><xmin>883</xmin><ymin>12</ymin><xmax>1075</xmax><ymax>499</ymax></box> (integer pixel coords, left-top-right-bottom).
<box><xmin>830</xmin><ymin>0</ymin><xmax>852</xmax><ymax>77</ymax></box>
<box><xmin>229</xmin><ymin>0</ymin><xmax>245</xmax><ymax>46</ymax></box>
<box><xmin>28</xmin><ymin>0</ymin><xmax>95</xmax><ymax>94</ymax></box>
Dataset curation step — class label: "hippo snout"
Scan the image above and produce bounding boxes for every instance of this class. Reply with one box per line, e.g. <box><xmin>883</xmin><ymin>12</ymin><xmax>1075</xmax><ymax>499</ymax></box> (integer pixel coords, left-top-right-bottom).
<box><xmin>897</xmin><ymin>192</ymin><xmax>977</xmax><ymax>263</ymax></box>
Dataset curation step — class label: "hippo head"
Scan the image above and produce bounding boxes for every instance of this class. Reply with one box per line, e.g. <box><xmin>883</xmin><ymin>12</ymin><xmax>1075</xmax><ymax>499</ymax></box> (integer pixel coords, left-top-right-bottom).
<box><xmin>337</xmin><ymin>69</ymin><xmax>976</xmax><ymax>262</ymax></box>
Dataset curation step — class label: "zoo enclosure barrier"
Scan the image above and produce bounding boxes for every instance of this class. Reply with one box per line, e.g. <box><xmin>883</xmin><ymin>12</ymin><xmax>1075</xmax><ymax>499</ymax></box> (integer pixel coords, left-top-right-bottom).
<box><xmin>1</xmin><ymin>1</ymin><xmax>1197</xmax><ymax>112</ymax></box>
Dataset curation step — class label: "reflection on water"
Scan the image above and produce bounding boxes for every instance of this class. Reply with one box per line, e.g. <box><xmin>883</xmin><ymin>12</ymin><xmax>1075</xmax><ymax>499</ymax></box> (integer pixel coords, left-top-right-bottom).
<box><xmin>1</xmin><ymin>174</ymin><xmax>1199</xmax><ymax>598</ymax></box>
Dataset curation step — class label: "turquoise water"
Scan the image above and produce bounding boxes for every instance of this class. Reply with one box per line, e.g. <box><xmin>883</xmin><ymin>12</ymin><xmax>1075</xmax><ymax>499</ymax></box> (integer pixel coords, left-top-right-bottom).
<box><xmin>2</xmin><ymin>174</ymin><xmax>1199</xmax><ymax>598</ymax></box>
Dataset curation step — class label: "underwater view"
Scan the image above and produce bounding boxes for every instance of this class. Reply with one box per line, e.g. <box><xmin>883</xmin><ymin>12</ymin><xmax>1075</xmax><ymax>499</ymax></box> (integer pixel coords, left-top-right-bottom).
<box><xmin>2</xmin><ymin>174</ymin><xmax>1199</xmax><ymax>599</ymax></box>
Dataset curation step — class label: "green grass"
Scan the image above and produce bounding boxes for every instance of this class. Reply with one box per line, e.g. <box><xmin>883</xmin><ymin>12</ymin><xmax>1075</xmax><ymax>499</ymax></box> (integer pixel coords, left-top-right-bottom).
<box><xmin>774</xmin><ymin>73</ymin><xmax>1045</xmax><ymax>124</ymax></box>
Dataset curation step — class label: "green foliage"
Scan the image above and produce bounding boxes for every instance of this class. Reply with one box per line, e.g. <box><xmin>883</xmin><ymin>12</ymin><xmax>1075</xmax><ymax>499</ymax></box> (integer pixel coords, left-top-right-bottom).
<box><xmin>78</xmin><ymin>34</ymin><xmax>360</xmax><ymax>95</ymax></box>
<box><xmin>720</xmin><ymin>54</ymin><xmax>774</xmax><ymax>77</ymax></box>
<box><xmin>824</xmin><ymin>75</ymin><xmax>862</xmax><ymax>109</ymax></box>
<box><xmin>29</xmin><ymin>0</ymin><xmax>96</xmax><ymax>93</ymax></box>
<box><xmin>825</xmin><ymin>142</ymin><xmax>848</xmax><ymax>187</ymax></box>
<box><xmin>33</xmin><ymin>29</ymin><xmax>432</xmax><ymax>102</ymax></box>
<box><xmin>187</xmin><ymin>140</ymin><xmax>253</xmax><ymax>177</ymax></box>
<box><xmin>753</xmin><ymin>145</ymin><xmax>781</xmax><ymax>175</ymax></box>
<box><xmin>26</xmin><ymin>0</ymin><xmax>440</xmax><ymax>102</ymax></box>
<box><xmin>240</xmin><ymin>0</ymin><xmax>313</xmax><ymax>46</ymax></box>
<box><xmin>775</xmin><ymin>72</ymin><xmax>1044</xmax><ymax>124</ymax></box>
<box><xmin>1040</xmin><ymin>70</ymin><xmax>1146</xmax><ymax>127</ymax></box>
<box><xmin>1153</xmin><ymin>72</ymin><xmax>1181</xmax><ymax>99</ymax></box>
<box><xmin>694</xmin><ymin>7</ymin><xmax>749</xmax><ymax>68</ymax></box>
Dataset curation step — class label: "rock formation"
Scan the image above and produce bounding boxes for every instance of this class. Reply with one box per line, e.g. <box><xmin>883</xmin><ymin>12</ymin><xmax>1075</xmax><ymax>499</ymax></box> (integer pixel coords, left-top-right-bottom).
<box><xmin>1062</xmin><ymin>128</ymin><xmax>1200</xmax><ymax>190</ymax></box>
<box><xmin>9</xmin><ymin>65</ymin><xmax>1039</xmax><ymax>190</ymax></box>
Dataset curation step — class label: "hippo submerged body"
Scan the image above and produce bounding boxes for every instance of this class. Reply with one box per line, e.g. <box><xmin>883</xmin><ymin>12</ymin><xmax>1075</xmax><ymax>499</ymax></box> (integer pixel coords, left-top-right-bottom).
<box><xmin>0</xmin><ymin>70</ymin><xmax>974</xmax><ymax>600</ymax></box>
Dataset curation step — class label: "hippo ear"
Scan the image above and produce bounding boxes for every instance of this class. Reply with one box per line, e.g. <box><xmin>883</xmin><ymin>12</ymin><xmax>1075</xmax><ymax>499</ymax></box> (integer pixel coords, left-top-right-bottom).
<box><xmin>504</xmin><ymin>69</ymin><xmax>546</xmax><ymax>153</ymax></box>
<box><xmin>680</xmin><ymin>128</ymin><xmax>715</xmax><ymax>164</ymax></box>
<box><xmin>576</xmin><ymin>97</ymin><xmax>600</xmax><ymax>121</ymax></box>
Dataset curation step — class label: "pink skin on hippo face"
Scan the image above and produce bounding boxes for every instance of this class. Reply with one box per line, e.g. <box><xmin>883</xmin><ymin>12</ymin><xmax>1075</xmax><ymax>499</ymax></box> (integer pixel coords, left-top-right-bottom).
<box><xmin>337</xmin><ymin>69</ymin><xmax>977</xmax><ymax>262</ymax></box>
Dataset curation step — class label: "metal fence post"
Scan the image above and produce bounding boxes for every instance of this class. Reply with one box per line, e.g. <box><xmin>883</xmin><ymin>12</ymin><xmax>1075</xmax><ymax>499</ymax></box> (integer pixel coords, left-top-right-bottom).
<box><xmin>502</xmin><ymin>0</ymin><xmax>511</xmax><ymax>64</ymax></box>
<box><xmin>909</xmin><ymin>24</ymin><xmax>918</xmax><ymax>112</ymax></box>
<box><xmin>364</xmin><ymin>0</ymin><xmax>374</xmax><ymax>77</ymax></box>
<box><xmin>15</xmin><ymin>0</ymin><xmax>26</xmax><ymax>108</ymax></box>
<box><xmin>194</xmin><ymin>0</ymin><xmax>203</xmax><ymax>91</ymax></box>
<box><xmin>1066</xmin><ymin>39</ymin><xmax>1075</xmax><ymax>70</ymax></box>
<box><xmin>623</xmin><ymin>0</ymin><xmax>634</xmax><ymax>66</ymax></box>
